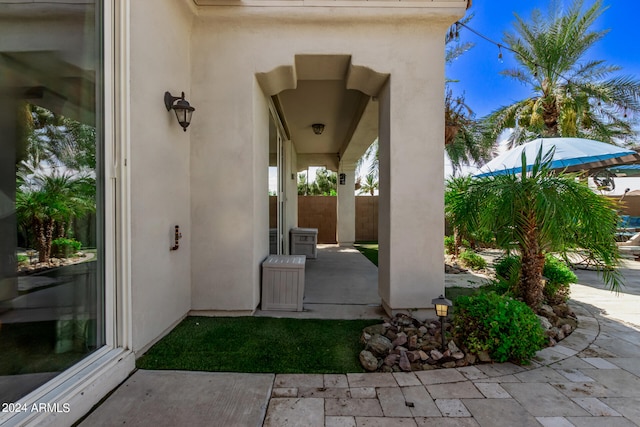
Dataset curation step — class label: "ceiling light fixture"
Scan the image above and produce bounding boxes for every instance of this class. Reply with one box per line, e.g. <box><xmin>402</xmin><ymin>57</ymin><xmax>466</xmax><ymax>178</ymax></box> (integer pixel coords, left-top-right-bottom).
<box><xmin>312</xmin><ymin>123</ymin><xmax>325</xmax><ymax>135</ymax></box>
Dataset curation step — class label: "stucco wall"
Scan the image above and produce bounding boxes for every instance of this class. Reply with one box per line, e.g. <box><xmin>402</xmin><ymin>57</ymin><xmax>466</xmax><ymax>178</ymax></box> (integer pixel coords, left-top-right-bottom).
<box><xmin>129</xmin><ymin>0</ymin><xmax>194</xmax><ymax>352</ymax></box>
<box><xmin>189</xmin><ymin>6</ymin><xmax>460</xmax><ymax>313</ymax></box>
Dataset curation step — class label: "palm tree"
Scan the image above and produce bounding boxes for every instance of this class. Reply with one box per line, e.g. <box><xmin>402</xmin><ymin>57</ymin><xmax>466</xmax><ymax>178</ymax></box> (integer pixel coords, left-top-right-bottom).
<box><xmin>485</xmin><ymin>0</ymin><xmax>640</xmax><ymax>147</ymax></box>
<box><xmin>445</xmin><ymin>16</ymin><xmax>496</xmax><ymax>172</ymax></box>
<box><xmin>448</xmin><ymin>148</ymin><xmax>621</xmax><ymax>308</ymax></box>
<box><xmin>16</xmin><ymin>168</ymin><xmax>95</xmax><ymax>263</ymax></box>
<box><xmin>358</xmin><ymin>173</ymin><xmax>378</xmax><ymax>196</ymax></box>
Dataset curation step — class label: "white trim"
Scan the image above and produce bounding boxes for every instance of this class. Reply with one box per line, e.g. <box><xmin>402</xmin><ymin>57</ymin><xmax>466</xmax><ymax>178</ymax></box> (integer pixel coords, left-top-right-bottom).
<box><xmin>114</xmin><ymin>0</ymin><xmax>133</xmax><ymax>351</ymax></box>
<box><xmin>0</xmin><ymin>347</ymin><xmax>135</xmax><ymax>427</ymax></box>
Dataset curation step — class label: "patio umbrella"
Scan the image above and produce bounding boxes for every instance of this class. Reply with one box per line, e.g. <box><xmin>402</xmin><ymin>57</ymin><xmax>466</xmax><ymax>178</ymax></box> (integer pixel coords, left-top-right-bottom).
<box><xmin>475</xmin><ymin>137</ymin><xmax>640</xmax><ymax>178</ymax></box>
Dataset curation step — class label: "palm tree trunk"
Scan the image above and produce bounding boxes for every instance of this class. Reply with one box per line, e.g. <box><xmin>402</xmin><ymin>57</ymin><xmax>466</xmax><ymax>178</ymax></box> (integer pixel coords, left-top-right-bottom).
<box><xmin>519</xmin><ymin>220</ymin><xmax>546</xmax><ymax>308</ymax></box>
<box><xmin>35</xmin><ymin>219</ymin><xmax>47</xmax><ymax>263</ymax></box>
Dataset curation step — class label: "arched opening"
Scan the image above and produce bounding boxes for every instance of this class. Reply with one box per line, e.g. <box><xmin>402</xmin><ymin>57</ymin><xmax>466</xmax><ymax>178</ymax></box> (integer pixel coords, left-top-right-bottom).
<box><xmin>257</xmin><ymin>54</ymin><xmax>387</xmax><ymax>315</ymax></box>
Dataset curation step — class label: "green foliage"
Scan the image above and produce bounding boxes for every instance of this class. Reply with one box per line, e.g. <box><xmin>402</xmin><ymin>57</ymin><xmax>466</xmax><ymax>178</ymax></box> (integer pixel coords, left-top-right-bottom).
<box><xmin>494</xmin><ymin>255</ymin><xmax>521</xmax><ymax>280</ymax></box>
<box><xmin>298</xmin><ymin>168</ymin><xmax>337</xmax><ymax>196</ymax></box>
<box><xmin>459</xmin><ymin>249</ymin><xmax>487</xmax><ymax>270</ymax></box>
<box><xmin>458</xmin><ymin>149</ymin><xmax>621</xmax><ymax>308</ymax></box>
<box><xmin>358</xmin><ymin>173</ymin><xmax>378</xmax><ymax>196</ymax></box>
<box><xmin>51</xmin><ymin>238</ymin><xmax>82</xmax><ymax>258</ymax></box>
<box><xmin>543</xmin><ymin>254</ymin><xmax>576</xmax><ymax>303</ymax></box>
<box><xmin>453</xmin><ymin>292</ymin><xmax>546</xmax><ymax>363</ymax></box>
<box><xmin>444</xmin><ymin>236</ymin><xmax>455</xmax><ymax>254</ymax></box>
<box><xmin>494</xmin><ymin>254</ymin><xmax>576</xmax><ymax>303</ymax></box>
<box><xmin>17</xmin><ymin>254</ymin><xmax>29</xmax><ymax>264</ymax></box>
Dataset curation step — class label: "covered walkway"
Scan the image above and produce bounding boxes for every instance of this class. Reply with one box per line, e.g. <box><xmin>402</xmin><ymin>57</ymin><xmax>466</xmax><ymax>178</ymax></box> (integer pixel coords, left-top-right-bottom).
<box><xmin>255</xmin><ymin>244</ymin><xmax>384</xmax><ymax>320</ymax></box>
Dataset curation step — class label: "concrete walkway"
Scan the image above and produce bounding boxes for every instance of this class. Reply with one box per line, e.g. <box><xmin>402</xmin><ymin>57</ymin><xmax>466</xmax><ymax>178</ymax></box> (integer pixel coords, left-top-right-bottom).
<box><xmin>81</xmin><ymin>251</ymin><xmax>640</xmax><ymax>427</ymax></box>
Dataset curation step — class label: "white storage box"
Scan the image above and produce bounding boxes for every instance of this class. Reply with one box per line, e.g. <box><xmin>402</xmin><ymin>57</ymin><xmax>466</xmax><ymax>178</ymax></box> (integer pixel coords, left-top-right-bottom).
<box><xmin>261</xmin><ymin>255</ymin><xmax>306</xmax><ymax>311</ymax></box>
<box><xmin>290</xmin><ymin>227</ymin><xmax>318</xmax><ymax>259</ymax></box>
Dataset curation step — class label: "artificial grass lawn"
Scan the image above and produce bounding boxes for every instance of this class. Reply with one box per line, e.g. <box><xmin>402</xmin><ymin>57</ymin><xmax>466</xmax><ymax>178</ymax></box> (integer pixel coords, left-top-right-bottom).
<box><xmin>354</xmin><ymin>242</ymin><xmax>379</xmax><ymax>267</ymax></box>
<box><xmin>137</xmin><ymin>317</ymin><xmax>379</xmax><ymax>374</ymax></box>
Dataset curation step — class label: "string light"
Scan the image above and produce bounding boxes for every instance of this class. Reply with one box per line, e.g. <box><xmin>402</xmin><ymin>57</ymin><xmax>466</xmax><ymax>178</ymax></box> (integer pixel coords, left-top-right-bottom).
<box><xmin>455</xmin><ymin>21</ymin><xmax>572</xmax><ymax>84</ymax></box>
<box><xmin>452</xmin><ymin>20</ymin><xmax>633</xmax><ymax>118</ymax></box>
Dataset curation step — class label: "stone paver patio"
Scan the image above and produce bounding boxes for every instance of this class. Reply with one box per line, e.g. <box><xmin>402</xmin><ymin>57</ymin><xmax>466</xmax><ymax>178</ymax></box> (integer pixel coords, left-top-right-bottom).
<box><xmin>261</xmin><ymin>300</ymin><xmax>640</xmax><ymax>427</ymax></box>
<box><xmin>83</xmin><ymin>251</ymin><xmax>640</xmax><ymax>427</ymax></box>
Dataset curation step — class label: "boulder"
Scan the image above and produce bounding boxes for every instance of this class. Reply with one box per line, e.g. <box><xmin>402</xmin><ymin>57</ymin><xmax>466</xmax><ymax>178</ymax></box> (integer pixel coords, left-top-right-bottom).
<box><xmin>367</xmin><ymin>334</ymin><xmax>393</xmax><ymax>356</ymax></box>
<box><xmin>359</xmin><ymin>350</ymin><xmax>379</xmax><ymax>371</ymax></box>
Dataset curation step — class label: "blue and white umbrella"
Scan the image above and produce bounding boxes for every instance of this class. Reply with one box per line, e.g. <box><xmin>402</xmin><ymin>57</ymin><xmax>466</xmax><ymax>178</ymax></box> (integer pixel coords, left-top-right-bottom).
<box><xmin>475</xmin><ymin>137</ymin><xmax>640</xmax><ymax>178</ymax></box>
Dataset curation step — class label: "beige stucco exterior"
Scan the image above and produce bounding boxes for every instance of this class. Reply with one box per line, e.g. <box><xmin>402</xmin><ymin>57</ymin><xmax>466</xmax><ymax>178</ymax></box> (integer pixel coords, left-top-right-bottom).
<box><xmin>127</xmin><ymin>0</ymin><xmax>467</xmax><ymax>333</ymax></box>
<box><xmin>1</xmin><ymin>0</ymin><xmax>468</xmax><ymax>422</ymax></box>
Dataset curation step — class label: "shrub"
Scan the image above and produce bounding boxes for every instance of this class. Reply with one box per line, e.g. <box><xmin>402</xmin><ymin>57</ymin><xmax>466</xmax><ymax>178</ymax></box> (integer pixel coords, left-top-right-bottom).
<box><xmin>444</xmin><ymin>236</ymin><xmax>456</xmax><ymax>254</ymax></box>
<box><xmin>494</xmin><ymin>254</ymin><xmax>575</xmax><ymax>303</ymax></box>
<box><xmin>458</xmin><ymin>249</ymin><xmax>487</xmax><ymax>270</ymax></box>
<box><xmin>17</xmin><ymin>254</ymin><xmax>29</xmax><ymax>264</ymax></box>
<box><xmin>543</xmin><ymin>254</ymin><xmax>576</xmax><ymax>303</ymax></box>
<box><xmin>494</xmin><ymin>255</ymin><xmax>520</xmax><ymax>280</ymax></box>
<box><xmin>51</xmin><ymin>238</ymin><xmax>82</xmax><ymax>258</ymax></box>
<box><xmin>444</xmin><ymin>235</ymin><xmax>470</xmax><ymax>255</ymax></box>
<box><xmin>453</xmin><ymin>292</ymin><xmax>546</xmax><ymax>363</ymax></box>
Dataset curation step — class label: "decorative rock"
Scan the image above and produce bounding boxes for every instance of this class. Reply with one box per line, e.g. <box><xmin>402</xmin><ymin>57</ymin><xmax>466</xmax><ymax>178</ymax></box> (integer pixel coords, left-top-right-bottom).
<box><xmin>395</xmin><ymin>313</ymin><xmax>414</xmax><ymax>327</ymax></box>
<box><xmin>359</xmin><ymin>350</ymin><xmax>379</xmax><ymax>371</ymax></box>
<box><xmin>407</xmin><ymin>351</ymin><xmax>421</xmax><ymax>362</ymax></box>
<box><xmin>408</xmin><ymin>335</ymin><xmax>418</xmax><ymax>350</ymax></box>
<box><xmin>558</xmin><ymin>317</ymin><xmax>578</xmax><ymax>330</ymax></box>
<box><xmin>360</xmin><ymin>308</ymin><xmax>577</xmax><ymax>372</ymax></box>
<box><xmin>540</xmin><ymin>304</ymin><xmax>554</xmax><ymax>315</ymax></box>
<box><xmin>392</xmin><ymin>332</ymin><xmax>408</xmax><ymax>347</ymax></box>
<box><xmin>399</xmin><ymin>351</ymin><xmax>411</xmax><ymax>372</ymax></box>
<box><xmin>537</xmin><ymin>315</ymin><xmax>553</xmax><ymax>330</ymax></box>
<box><xmin>363</xmin><ymin>324</ymin><xmax>387</xmax><ymax>336</ymax></box>
<box><xmin>384</xmin><ymin>354</ymin><xmax>399</xmax><ymax>366</ymax></box>
<box><xmin>430</xmin><ymin>349</ymin><xmax>443</xmax><ymax>361</ymax></box>
<box><xmin>477</xmin><ymin>351</ymin><xmax>492</xmax><ymax>362</ymax></box>
<box><xmin>367</xmin><ymin>334</ymin><xmax>393</xmax><ymax>356</ymax></box>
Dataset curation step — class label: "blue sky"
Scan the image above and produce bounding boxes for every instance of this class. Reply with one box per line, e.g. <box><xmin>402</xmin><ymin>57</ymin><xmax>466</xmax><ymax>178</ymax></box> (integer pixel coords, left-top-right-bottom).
<box><xmin>447</xmin><ymin>0</ymin><xmax>640</xmax><ymax>119</ymax></box>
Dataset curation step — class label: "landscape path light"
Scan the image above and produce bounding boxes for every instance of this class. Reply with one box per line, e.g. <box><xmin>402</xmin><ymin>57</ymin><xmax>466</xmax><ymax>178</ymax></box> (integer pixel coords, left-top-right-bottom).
<box><xmin>431</xmin><ymin>294</ymin><xmax>452</xmax><ymax>350</ymax></box>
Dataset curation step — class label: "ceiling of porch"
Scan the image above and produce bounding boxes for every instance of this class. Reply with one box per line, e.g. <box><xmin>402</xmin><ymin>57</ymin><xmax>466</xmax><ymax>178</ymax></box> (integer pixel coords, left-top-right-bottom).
<box><xmin>260</xmin><ymin>54</ymin><xmax>387</xmax><ymax>171</ymax></box>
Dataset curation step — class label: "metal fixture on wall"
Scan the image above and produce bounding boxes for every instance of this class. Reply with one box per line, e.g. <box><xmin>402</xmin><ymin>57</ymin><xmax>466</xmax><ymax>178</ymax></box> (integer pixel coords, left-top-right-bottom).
<box><xmin>170</xmin><ymin>225</ymin><xmax>182</xmax><ymax>251</ymax></box>
<box><xmin>164</xmin><ymin>91</ymin><xmax>195</xmax><ymax>131</ymax></box>
<box><xmin>312</xmin><ymin>123</ymin><xmax>325</xmax><ymax>135</ymax></box>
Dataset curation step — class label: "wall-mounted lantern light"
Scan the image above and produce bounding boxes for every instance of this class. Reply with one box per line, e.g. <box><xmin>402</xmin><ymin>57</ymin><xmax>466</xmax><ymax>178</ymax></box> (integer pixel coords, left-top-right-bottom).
<box><xmin>164</xmin><ymin>91</ymin><xmax>195</xmax><ymax>131</ymax></box>
<box><xmin>431</xmin><ymin>294</ymin><xmax>452</xmax><ymax>349</ymax></box>
<box><xmin>312</xmin><ymin>123</ymin><xmax>325</xmax><ymax>135</ymax></box>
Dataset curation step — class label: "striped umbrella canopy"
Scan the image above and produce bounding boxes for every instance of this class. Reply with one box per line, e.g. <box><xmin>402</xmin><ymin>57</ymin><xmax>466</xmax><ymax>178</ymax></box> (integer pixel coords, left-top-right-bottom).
<box><xmin>475</xmin><ymin>137</ymin><xmax>640</xmax><ymax>178</ymax></box>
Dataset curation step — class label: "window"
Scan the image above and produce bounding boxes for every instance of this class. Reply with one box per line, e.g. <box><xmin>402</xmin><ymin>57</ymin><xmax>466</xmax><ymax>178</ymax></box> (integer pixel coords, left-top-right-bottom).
<box><xmin>0</xmin><ymin>0</ymin><xmax>104</xmax><ymax>403</ymax></box>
